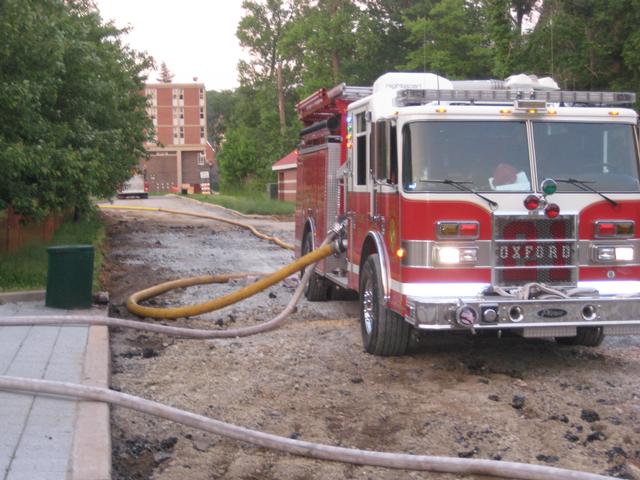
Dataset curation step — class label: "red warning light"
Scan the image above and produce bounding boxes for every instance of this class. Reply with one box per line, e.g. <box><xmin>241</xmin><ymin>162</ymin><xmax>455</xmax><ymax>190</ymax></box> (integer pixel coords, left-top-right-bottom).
<box><xmin>524</xmin><ymin>195</ymin><xmax>540</xmax><ymax>210</ymax></box>
<box><xmin>545</xmin><ymin>203</ymin><xmax>560</xmax><ymax>218</ymax></box>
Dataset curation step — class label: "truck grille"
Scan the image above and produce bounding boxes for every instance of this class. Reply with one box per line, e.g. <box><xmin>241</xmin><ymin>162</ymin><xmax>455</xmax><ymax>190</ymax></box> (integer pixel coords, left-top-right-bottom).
<box><xmin>493</xmin><ymin>215</ymin><xmax>577</xmax><ymax>287</ymax></box>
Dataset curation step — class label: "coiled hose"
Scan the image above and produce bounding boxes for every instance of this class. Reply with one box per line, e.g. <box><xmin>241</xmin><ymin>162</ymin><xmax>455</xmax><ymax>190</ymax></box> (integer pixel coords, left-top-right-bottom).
<box><xmin>126</xmin><ymin>242</ymin><xmax>334</xmax><ymax>319</ymax></box>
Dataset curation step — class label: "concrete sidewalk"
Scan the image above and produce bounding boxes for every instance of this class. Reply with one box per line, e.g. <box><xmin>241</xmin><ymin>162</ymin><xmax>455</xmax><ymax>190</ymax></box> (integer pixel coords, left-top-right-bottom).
<box><xmin>0</xmin><ymin>295</ymin><xmax>110</xmax><ymax>480</ymax></box>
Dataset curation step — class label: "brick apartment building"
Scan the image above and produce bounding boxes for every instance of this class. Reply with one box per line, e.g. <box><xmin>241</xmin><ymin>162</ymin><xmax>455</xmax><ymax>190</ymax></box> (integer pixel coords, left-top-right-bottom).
<box><xmin>142</xmin><ymin>83</ymin><xmax>216</xmax><ymax>193</ymax></box>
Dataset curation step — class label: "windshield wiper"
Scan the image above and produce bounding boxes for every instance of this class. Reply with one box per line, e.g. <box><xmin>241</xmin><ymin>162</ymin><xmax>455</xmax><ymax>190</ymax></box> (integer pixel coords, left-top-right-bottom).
<box><xmin>419</xmin><ymin>178</ymin><xmax>498</xmax><ymax>208</ymax></box>
<box><xmin>554</xmin><ymin>178</ymin><xmax>618</xmax><ymax>207</ymax></box>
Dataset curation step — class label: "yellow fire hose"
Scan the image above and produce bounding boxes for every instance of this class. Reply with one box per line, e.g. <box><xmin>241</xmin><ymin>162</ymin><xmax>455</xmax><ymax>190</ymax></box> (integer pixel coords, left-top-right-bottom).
<box><xmin>126</xmin><ymin>243</ymin><xmax>335</xmax><ymax>318</ymax></box>
<box><xmin>99</xmin><ymin>203</ymin><xmax>335</xmax><ymax>319</ymax></box>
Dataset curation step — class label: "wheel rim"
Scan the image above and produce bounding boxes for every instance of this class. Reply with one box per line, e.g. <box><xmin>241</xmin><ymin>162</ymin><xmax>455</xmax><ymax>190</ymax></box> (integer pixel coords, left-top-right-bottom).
<box><xmin>362</xmin><ymin>277</ymin><xmax>375</xmax><ymax>335</ymax></box>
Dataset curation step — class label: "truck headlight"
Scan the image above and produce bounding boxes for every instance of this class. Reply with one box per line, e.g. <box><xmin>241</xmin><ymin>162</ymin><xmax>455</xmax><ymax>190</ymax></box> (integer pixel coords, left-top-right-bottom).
<box><xmin>435</xmin><ymin>246</ymin><xmax>478</xmax><ymax>265</ymax></box>
<box><xmin>595</xmin><ymin>246</ymin><xmax>634</xmax><ymax>262</ymax></box>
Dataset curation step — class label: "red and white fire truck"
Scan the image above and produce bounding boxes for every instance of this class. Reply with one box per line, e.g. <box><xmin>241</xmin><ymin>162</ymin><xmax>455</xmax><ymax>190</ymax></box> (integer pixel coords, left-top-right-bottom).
<box><xmin>295</xmin><ymin>72</ymin><xmax>640</xmax><ymax>356</ymax></box>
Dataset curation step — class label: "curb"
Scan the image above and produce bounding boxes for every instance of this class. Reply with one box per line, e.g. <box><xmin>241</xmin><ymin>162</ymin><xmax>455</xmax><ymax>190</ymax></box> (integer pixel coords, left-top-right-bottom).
<box><xmin>0</xmin><ymin>290</ymin><xmax>45</xmax><ymax>303</ymax></box>
<box><xmin>70</xmin><ymin>316</ymin><xmax>111</xmax><ymax>479</ymax></box>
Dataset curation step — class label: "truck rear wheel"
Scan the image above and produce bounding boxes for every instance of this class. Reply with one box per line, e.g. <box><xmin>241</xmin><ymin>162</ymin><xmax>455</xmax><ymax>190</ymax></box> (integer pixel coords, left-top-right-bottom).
<box><xmin>556</xmin><ymin>327</ymin><xmax>605</xmax><ymax>347</ymax></box>
<box><xmin>301</xmin><ymin>232</ymin><xmax>329</xmax><ymax>301</ymax></box>
<box><xmin>359</xmin><ymin>254</ymin><xmax>411</xmax><ymax>356</ymax></box>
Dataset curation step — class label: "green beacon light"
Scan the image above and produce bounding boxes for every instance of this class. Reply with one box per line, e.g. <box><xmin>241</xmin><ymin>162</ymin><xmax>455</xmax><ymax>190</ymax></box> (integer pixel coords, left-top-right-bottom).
<box><xmin>541</xmin><ymin>178</ymin><xmax>557</xmax><ymax>196</ymax></box>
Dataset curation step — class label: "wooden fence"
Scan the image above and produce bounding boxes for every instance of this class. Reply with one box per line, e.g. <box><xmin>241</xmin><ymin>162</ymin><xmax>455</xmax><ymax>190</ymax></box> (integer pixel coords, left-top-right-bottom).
<box><xmin>0</xmin><ymin>208</ymin><xmax>66</xmax><ymax>255</ymax></box>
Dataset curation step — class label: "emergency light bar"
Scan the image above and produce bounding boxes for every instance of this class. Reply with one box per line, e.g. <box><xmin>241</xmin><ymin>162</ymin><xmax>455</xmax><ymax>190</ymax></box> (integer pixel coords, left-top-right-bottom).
<box><xmin>395</xmin><ymin>89</ymin><xmax>636</xmax><ymax>107</ymax></box>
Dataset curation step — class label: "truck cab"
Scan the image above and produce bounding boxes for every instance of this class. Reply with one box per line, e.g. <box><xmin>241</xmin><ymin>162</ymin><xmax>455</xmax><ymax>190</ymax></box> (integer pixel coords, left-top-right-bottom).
<box><xmin>295</xmin><ymin>72</ymin><xmax>640</xmax><ymax>356</ymax></box>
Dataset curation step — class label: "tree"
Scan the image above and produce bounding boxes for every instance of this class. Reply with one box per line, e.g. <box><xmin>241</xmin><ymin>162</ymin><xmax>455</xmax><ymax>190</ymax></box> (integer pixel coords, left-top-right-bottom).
<box><xmin>281</xmin><ymin>0</ymin><xmax>405</xmax><ymax>94</ymax></box>
<box><xmin>236</xmin><ymin>0</ymin><xmax>296</xmax><ymax>132</ymax></box>
<box><xmin>521</xmin><ymin>0</ymin><xmax>640</xmax><ymax>92</ymax></box>
<box><xmin>401</xmin><ymin>0</ymin><xmax>493</xmax><ymax>79</ymax></box>
<box><xmin>0</xmin><ymin>0</ymin><xmax>153</xmax><ymax>219</ymax></box>
<box><xmin>217</xmin><ymin>0</ymin><xmax>300</xmax><ymax>190</ymax></box>
<box><xmin>157</xmin><ymin>61</ymin><xmax>174</xmax><ymax>83</ymax></box>
<box><xmin>206</xmin><ymin>89</ymin><xmax>240</xmax><ymax>151</ymax></box>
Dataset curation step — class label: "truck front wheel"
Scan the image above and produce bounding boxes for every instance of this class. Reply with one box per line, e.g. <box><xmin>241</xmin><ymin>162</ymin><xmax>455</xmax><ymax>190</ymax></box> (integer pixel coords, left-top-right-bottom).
<box><xmin>301</xmin><ymin>232</ymin><xmax>329</xmax><ymax>301</ymax></box>
<box><xmin>359</xmin><ymin>254</ymin><xmax>411</xmax><ymax>356</ymax></box>
<box><xmin>556</xmin><ymin>327</ymin><xmax>605</xmax><ymax>347</ymax></box>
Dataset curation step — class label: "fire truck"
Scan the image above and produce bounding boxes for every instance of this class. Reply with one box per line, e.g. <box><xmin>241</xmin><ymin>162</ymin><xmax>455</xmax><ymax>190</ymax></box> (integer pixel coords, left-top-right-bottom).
<box><xmin>295</xmin><ymin>72</ymin><xmax>640</xmax><ymax>356</ymax></box>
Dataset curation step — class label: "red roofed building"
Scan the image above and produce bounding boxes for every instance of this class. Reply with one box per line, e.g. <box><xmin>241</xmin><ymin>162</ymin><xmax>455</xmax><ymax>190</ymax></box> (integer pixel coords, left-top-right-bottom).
<box><xmin>272</xmin><ymin>150</ymin><xmax>297</xmax><ymax>202</ymax></box>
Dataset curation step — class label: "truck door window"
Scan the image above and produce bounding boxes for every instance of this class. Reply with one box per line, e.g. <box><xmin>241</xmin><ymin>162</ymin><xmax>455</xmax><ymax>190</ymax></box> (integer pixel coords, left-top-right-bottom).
<box><xmin>372</xmin><ymin>121</ymin><xmax>388</xmax><ymax>182</ymax></box>
<box><xmin>356</xmin><ymin>112</ymin><xmax>367</xmax><ymax>186</ymax></box>
<box><xmin>389</xmin><ymin>124</ymin><xmax>398</xmax><ymax>184</ymax></box>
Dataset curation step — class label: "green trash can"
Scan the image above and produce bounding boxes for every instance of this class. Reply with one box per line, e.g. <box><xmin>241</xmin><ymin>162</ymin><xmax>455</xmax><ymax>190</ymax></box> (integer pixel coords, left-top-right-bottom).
<box><xmin>45</xmin><ymin>245</ymin><xmax>94</xmax><ymax>309</ymax></box>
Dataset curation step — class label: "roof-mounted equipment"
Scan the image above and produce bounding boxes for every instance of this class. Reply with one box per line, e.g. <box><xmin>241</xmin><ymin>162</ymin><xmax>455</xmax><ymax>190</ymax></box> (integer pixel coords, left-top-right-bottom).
<box><xmin>394</xmin><ymin>88</ymin><xmax>636</xmax><ymax>108</ymax></box>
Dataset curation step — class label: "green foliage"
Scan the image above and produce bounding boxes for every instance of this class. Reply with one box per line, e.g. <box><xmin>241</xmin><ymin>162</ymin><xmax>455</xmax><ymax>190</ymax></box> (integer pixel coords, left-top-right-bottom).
<box><xmin>157</xmin><ymin>61</ymin><xmax>174</xmax><ymax>83</ymax></box>
<box><xmin>402</xmin><ymin>0</ymin><xmax>493</xmax><ymax>78</ymax></box>
<box><xmin>190</xmin><ymin>193</ymin><xmax>295</xmax><ymax>216</ymax></box>
<box><xmin>206</xmin><ymin>89</ymin><xmax>240</xmax><ymax>151</ymax></box>
<box><xmin>213</xmin><ymin>0</ymin><xmax>640</xmax><ymax>190</ymax></box>
<box><xmin>522</xmin><ymin>0</ymin><xmax>640</xmax><ymax>92</ymax></box>
<box><xmin>282</xmin><ymin>0</ymin><xmax>414</xmax><ymax>95</ymax></box>
<box><xmin>217</xmin><ymin>0</ymin><xmax>300</xmax><ymax>191</ymax></box>
<box><xmin>486</xmin><ymin>0</ymin><xmax>517</xmax><ymax>78</ymax></box>
<box><xmin>0</xmin><ymin>0</ymin><xmax>152</xmax><ymax>220</ymax></box>
<box><xmin>0</xmin><ymin>210</ymin><xmax>105</xmax><ymax>292</ymax></box>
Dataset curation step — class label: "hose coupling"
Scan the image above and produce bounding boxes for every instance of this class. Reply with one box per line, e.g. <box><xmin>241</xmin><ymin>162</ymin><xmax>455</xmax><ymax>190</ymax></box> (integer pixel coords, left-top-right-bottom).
<box><xmin>453</xmin><ymin>300</ymin><xmax>478</xmax><ymax>329</ymax></box>
<box><xmin>331</xmin><ymin>238</ymin><xmax>347</xmax><ymax>253</ymax></box>
<box><xmin>329</xmin><ymin>220</ymin><xmax>347</xmax><ymax>236</ymax></box>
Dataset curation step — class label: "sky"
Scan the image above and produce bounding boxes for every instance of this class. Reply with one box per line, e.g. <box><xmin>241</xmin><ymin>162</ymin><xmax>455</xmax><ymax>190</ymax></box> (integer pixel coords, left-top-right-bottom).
<box><xmin>94</xmin><ymin>0</ymin><xmax>246</xmax><ymax>91</ymax></box>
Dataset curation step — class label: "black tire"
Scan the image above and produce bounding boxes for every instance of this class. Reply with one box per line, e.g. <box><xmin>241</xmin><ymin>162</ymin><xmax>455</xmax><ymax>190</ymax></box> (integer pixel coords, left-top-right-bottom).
<box><xmin>359</xmin><ymin>254</ymin><xmax>411</xmax><ymax>356</ymax></box>
<box><xmin>301</xmin><ymin>232</ymin><xmax>329</xmax><ymax>301</ymax></box>
<box><xmin>556</xmin><ymin>327</ymin><xmax>605</xmax><ymax>347</ymax></box>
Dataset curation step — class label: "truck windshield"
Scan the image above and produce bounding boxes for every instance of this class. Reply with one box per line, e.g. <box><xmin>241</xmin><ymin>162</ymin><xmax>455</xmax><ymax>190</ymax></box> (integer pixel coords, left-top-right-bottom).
<box><xmin>402</xmin><ymin>121</ymin><xmax>531</xmax><ymax>192</ymax></box>
<box><xmin>532</xmin><ymin>122</ymin><xmax>640</xmax><ymax>192</ymax></box>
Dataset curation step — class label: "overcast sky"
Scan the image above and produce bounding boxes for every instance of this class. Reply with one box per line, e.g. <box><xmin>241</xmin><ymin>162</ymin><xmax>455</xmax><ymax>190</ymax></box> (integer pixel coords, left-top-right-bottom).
<box><xmin>94</xmin><ymin>0</ymin><xmax>245</xmax><ymax>91</ymax></box>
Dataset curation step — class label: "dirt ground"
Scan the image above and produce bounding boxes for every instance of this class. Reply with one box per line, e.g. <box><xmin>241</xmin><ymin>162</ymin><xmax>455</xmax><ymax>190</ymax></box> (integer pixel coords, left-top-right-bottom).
<box><xmin>101</xmin><ymin>196</ymin><xmax>640</xmax><ymax>480</ymax></box>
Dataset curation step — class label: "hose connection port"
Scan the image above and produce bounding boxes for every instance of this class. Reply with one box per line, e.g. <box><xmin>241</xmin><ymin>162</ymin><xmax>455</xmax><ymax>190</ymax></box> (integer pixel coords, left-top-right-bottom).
<box><xmin>455</xmin><ymin>305</ymin><xmax>478</xmax><ymax>328</ymax></box>
<box><xmin>581</xmin><ymin>304</ymin><xmax>598</xmax><ymax>321</ymax></box>
<box><xmin>509</xmin><ymin>306</ymin><xmax>524</xmax><ymax>323</ymax></box>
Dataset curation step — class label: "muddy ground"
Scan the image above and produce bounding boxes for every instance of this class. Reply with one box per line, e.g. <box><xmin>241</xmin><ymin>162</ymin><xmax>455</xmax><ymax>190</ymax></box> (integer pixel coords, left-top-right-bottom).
<box><xmin>101</xmin><ymin>196</ymin><xmax>640</xmax><ymax>480</ymax></box>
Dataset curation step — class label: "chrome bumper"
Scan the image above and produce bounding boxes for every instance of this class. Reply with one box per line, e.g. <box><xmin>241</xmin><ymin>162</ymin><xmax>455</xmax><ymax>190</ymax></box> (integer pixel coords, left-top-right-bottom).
<box><xmin>405</xmin><ymin>295</ymin><xmax>640</xmax><ymax>337</ymax></box>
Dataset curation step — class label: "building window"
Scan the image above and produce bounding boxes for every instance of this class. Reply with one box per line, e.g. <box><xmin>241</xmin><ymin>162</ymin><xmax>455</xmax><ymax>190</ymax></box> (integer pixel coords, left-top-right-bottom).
<box><xmin>200</xmin><ymin>127</ymin><xmax>205</xmax><ymax>139</ymax></box>
<box><xmin>179</xmin><ymin>126</ymin><xmax>184</xmax><ymax>138</ymax></box>
<box><xmin>200</xmin><ymin>106</ymin><xmax>204</xmax><ymax>119</ymax></box>
<box><xmin>197</xmin><ymin>152</ymin><xmax>205</xmax><ymax>165</ymax></box>
<box><xmin>199</xmin><ymin>88</ymin><xmax>204</xmax><ymax>100</ymax></box>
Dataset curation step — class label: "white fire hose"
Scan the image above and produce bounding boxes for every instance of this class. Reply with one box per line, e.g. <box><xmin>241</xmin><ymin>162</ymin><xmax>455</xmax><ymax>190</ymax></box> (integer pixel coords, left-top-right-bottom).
<box><xmin>0</xmin><ymin>375</ymin><xmax>613</xmax><ymax>480</ymax></box>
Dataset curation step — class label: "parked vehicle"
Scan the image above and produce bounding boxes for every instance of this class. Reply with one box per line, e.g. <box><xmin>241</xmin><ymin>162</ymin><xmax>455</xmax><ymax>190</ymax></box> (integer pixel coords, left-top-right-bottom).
<box><xmin>295</xmin><ymin>71</ymin><xmax>640</xmax><ymax>355</ymax></box>
<box><xmin>117</xmin><ymin>173</ymin><xmax>149</xmax><ymax>199</ymax></box>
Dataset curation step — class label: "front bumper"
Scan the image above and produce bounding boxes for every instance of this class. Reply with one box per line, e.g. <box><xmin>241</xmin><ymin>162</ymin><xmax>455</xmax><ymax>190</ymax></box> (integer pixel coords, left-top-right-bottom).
<box><xmin>405</xmin><ymin>295</ymin><xmax>640</xmax><ymax>337</ymax></box>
